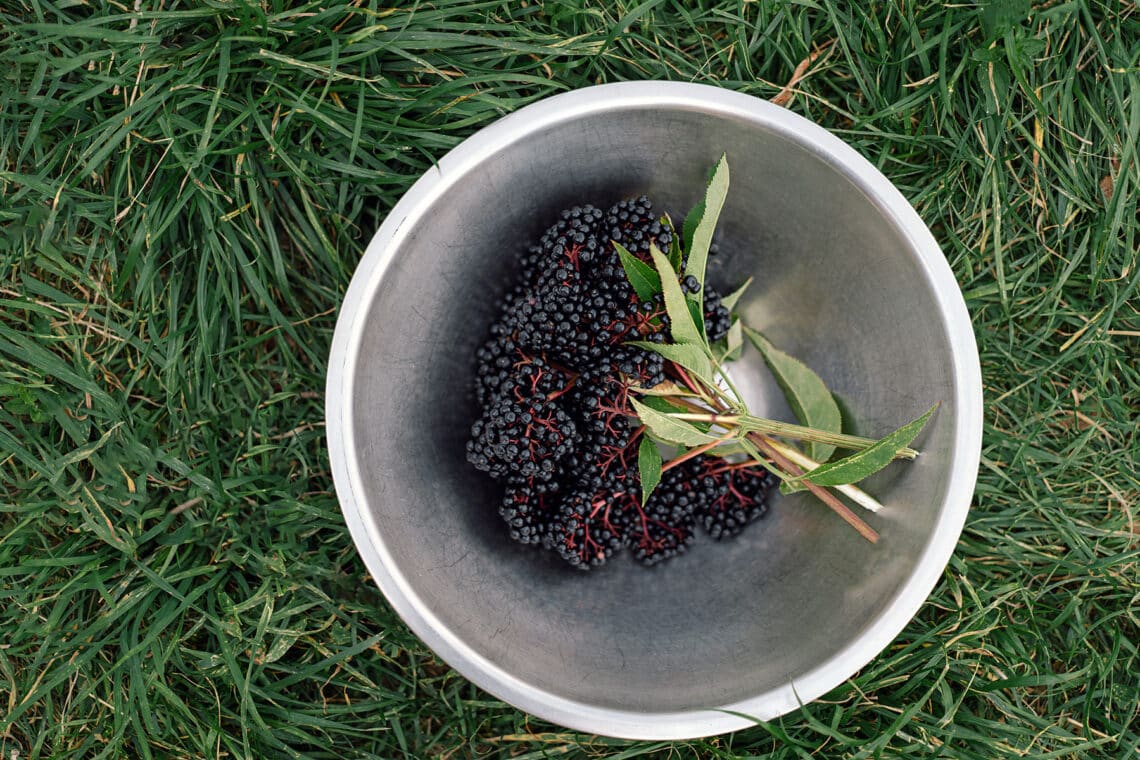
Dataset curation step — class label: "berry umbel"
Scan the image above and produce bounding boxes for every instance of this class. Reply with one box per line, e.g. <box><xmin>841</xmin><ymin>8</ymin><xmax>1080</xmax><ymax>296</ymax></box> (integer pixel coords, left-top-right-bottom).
<box><xmin>466</xmin><ymin>196</ymin><xmax>772</xmax><ymax>570</ymax></box>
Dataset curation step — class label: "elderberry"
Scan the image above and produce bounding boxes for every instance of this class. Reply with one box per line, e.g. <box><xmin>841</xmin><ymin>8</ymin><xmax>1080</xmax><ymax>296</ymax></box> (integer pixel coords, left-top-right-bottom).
<box><xmin>467</xmin><ymin>195</ymin><xmax>774</xmax><ymax>570</ymax></box>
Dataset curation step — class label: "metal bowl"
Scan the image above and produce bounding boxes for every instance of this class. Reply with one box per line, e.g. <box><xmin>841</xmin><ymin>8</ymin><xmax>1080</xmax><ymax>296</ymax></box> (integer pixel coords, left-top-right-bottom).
<box><xmin>326</xmin><ymin>82</ymin><xmax>982</xmax><ymax>739</ymax></box>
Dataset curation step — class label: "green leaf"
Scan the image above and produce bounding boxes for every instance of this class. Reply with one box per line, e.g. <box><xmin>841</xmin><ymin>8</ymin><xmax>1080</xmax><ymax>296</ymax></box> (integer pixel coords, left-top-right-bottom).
<box><xmin>636</xmin><ymin>395</ymin><xmax>711</xmax><ymax>432</ymax></box>
<box><xmin>630</xmin><ymin>397</ymin><xmax>715</xmax><ymax>447</ymax></box>
<box><xmin>636</xmin><ymin>395</ymin><xmax>688</xmax><ymax>414</ymax></box>
<box><xmin>797</xmin><ymin>404</ymin><xmax>939</xmax><ymax>487</ymax></box>
<box><xmin>682</xmin><ymin>199</ymin><xmax>703</xmax><ymax>256</ymax></box>
<box><xmin>720</xmin><ymin>277</ymin><xmax>753</xmax><ymax>312</ymax></box>
<box><xmin>649</xmin><ymin>243</ymin><xmax>702</xmax><ymax>346</ymax></box>
<box><xmin>687</xmin><ymin>295</ymin><xmax>707</xmax><ymax>342</ymax></box>
<box><xmin>683</xmin><ymin>154</ymin><xmax>730</xmax><ymax>296</ymax></box>
<box><xmin>638</xmin><ymin>436</ymin><xmax>663</xmax><ymax>506</ymax></box>
<box><xmin>663</xmin><ymin>213</ymin><xmax>683</xmax><ymax>270</ymax></box>
<box><xmin>717</xmin><ymin>318</ymin><xmax>743</xmax><ymax>363</ymax></box>
<box><xmin>745</xmin><ymin>327</ymin><xmax>842</xmax><ymax>461</ymax></box>
<box><xmin>0</xmin><ymin>383</ymin><xmax>50</xmax><ymax>423</ymax></box>
<box><xmin>626</xmin><ymin>380</ymin><xmax>688</xmax><ymax>397</ymax></box>
<box><xmin>613</xmin><ymin>241</ymin><xmax>660</xmax><ymax>302</ymax></box>
<box><xmin>626</xmin><ymin>340</ymin><xmax>713</xmax><ymax>384</ymax></box>
<box><xmin>779</xmin><ymin>479</ymin><xmax>805</xmax><ymax>495</ymax></box>
<box><xmin>981</xmin><ymin>0</ymin><xmax>1030</xmax><ymax>40</ymax></box>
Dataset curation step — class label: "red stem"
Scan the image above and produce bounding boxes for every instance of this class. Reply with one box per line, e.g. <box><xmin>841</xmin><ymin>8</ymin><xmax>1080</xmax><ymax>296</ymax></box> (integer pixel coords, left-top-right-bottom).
<box><xmin>660</xmin><ymin>432</ymin><xmax>732</xmax><ymax>473</ymax></box>
<box><xmin>670</xmin><ymin>363</ymin><xmax>703</xmax><ymax>396</ymax></box>
<box><xmin>749</xmin><ymin>434</ymin><xmax>879</xmax><ymax>543</ymax></box>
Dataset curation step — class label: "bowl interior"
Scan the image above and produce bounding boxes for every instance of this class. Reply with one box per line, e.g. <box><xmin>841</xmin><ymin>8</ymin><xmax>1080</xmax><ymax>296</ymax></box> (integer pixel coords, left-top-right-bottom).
<box><xmin>348</xmin><ymin>104</ymin><xmax>960</xmax><ymax>714</ymax></box>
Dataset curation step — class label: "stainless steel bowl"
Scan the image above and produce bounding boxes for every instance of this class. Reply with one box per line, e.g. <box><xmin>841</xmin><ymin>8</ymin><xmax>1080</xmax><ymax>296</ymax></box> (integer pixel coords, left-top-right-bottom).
<box><xmin>326</xmin><ymin>82</ymin><xmax>983</xmax><ymax>739</ymax></box>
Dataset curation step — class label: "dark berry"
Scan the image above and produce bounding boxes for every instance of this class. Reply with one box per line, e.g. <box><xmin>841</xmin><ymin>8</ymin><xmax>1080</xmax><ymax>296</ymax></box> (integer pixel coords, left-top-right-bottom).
<box><xmin>467</xmin><ymin>194</ymin><xmax>770</xmax><ymax>570</ymax></box>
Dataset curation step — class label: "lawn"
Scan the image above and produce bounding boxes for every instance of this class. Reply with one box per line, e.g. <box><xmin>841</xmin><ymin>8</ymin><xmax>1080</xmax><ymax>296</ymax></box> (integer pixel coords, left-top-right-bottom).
<box><xmin>1</xmin><ymin>0</ymin><xmax>1137</xmax><ymax>757</ymax></box>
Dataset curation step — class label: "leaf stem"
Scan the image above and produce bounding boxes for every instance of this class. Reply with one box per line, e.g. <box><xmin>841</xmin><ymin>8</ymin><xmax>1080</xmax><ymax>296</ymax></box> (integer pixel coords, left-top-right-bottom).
<box><xmin>738</xmin><ymin>415</ymin><xmax>918</xmax><ymax>459</ymax></box>
<box><xmin>670</xmin><ymin>412</ymin><xmax>742</xmax><ymax>425</ymax></box>
<box><xmin>764</xmin><ymin>438</ymin><xmax>885</xmax><ymax>513</ymax></box>
<box><xmin>662</xmin><ymin>397</ymin><xmax>917</xmax><ymax>459</ymax></box>
<box><xmin>749</xmin><ymin>434</ymin><xmax>879</xmax><ymax>543</ymax></box>
<box><xmin>714</xmin><ymin>361</ymin><xmax>745</xmax><ymax>407</ymax></box>
<box><xmin>737</xmin><ymin>435</ymin><xmax>798</xmax><ymax>482</ymax></box>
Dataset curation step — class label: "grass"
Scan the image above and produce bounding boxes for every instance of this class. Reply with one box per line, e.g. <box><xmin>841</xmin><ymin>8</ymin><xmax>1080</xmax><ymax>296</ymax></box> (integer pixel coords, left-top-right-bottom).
<box><xmin>0</xmin><ymin>0</ymin><xmax>1137</xmax><ymax>757</ymax></box>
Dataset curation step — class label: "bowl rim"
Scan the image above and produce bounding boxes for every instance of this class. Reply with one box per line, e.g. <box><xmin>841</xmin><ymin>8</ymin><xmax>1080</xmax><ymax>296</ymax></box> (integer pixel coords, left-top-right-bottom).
<box><xmin>325</xmin><ymin>80</ymin><xmax>984</xmax><ymax>740</ymax></box>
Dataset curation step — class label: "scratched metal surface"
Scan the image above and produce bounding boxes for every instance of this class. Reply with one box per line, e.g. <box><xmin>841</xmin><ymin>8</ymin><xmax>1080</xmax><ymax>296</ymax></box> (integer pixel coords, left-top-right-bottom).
<box><xmin>326</xmin><ymin>82</ymin><xmax>982</xmax><ymax>739</ymax></box>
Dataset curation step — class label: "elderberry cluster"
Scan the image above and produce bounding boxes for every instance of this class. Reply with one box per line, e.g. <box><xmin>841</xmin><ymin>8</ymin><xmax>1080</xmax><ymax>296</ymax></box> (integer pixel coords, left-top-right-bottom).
<box><xmin>467</xmin><ymin>196</ymin><xmax>774</xmax><ymax>569</ymax></box>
